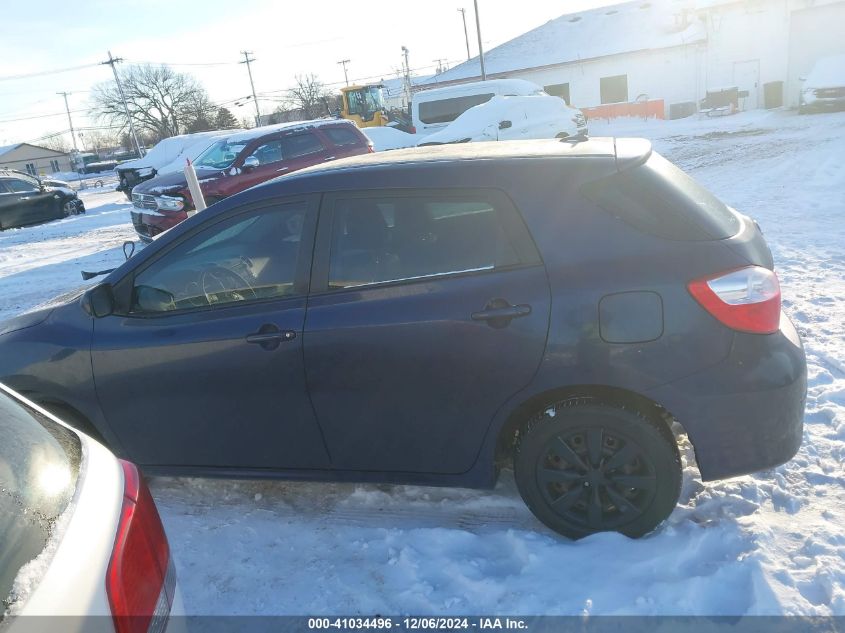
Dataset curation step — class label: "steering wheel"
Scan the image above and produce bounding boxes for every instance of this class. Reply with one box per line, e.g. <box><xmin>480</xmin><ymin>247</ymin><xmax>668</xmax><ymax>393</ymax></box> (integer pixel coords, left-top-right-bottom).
<box><xmin>201</xmin><ymin>266</ymin><xmax>257</xmax><ymax>305</ymax></box>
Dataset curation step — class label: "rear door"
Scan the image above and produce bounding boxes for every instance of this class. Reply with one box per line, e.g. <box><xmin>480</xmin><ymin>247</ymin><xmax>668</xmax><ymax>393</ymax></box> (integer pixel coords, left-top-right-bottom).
<box><xmin>304</xmin><ymin>189</ymin><xmax>551</xmax><ymax>474</ymax></box>
<box><xmin>319</xmin><ymin>126</ymin><xmax>369</xmax><ymax>159</ymax></box>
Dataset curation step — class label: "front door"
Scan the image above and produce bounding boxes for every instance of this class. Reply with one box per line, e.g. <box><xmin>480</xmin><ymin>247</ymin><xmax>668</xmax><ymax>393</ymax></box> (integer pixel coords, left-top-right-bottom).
<box><xmin>92</xmin><ymin>197</ymin><xmax>331</xmax><ymax>469</ymax></box>
<box><xmin>304</xmin><ymin>189</ymin><xmax>551</xmax><ymax>474</ymax></box>
<box><xmin>0</xmin><ymin>177</ymin><xmax>55</xmax><ymax>226</ymax></box>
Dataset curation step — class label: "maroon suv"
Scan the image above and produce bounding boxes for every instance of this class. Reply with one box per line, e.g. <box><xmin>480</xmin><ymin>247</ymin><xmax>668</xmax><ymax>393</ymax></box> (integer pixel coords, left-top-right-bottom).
<box><xmin>130</xmin><ymin>119</ymin><xmax>372</xmax><ymax>241</ymax></box>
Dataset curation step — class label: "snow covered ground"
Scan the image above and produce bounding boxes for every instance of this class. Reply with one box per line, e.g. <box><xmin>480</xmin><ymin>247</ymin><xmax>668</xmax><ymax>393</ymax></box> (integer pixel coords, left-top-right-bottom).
<box><xmin>0</xmin><ymin>109</ymin><xmax>843</xmax><ymax>616</ymax></box>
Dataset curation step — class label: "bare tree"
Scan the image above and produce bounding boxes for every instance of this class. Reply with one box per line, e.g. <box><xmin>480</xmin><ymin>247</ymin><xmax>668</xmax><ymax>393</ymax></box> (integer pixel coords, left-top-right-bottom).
<box><xmin>288</xmin><ymin>74</ymin><xmax>332</xmax><ymax>120</ymax></box>
<box><xmin>91</xmin><ymin>64</ymin><xmax>214</xmax><ymax>140</ymax></box>
<box><xmin>41</xmin><ymin>134</ymin><xmax>70</xmax><ymax>153</ymax></box>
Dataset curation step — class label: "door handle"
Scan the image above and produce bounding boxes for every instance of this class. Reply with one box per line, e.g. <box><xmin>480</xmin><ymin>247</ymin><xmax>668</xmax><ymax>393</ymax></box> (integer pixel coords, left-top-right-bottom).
<box><xmin>245</xmin><ymin>325</ymin><xmax>296</xmax><ymax>350</ymax></box>
<box><xmin>472</xmin><ymin>304</ymin><xmax>532</xmax><ymax>321</ymax></box>
<box><xmin>276</xmin><ymin>166</ymin><xmax>289</xmax><ymax>172</ymax></box>
<box><xmin>472</xmin><ymin>299</ymin><xmax>531</xmax><ymax>329</ymax></box>
<box><xmin>323</xmin><ymin>156</ymin><xmax>336</xmax><ymax>161</ymax></box>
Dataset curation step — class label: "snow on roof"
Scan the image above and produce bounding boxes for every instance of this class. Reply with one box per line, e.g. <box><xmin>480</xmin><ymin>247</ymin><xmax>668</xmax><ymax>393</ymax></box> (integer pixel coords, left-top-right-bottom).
<box><xmin>117</xmin><ymin>130</ymin><xmax>233</xmax><ymax>172</ymax></box>
<box><xmin>222</xmin><ymin>118</ymin><xmax>354</xmax><ymax>144</ymax></box>
<box><xmin>805</xmin><ymin>53</ymin><xmax>845</xmax><ymax>89</ymax></box>
<box><xmin>0</xmin><ymin>143</ymin><xmax>22</xmax><ymax>158</ymax></box>
<box><xmin>420</xmin><ymin>0</ymin><xmax>706</xmax><ymax>86</ymax></box>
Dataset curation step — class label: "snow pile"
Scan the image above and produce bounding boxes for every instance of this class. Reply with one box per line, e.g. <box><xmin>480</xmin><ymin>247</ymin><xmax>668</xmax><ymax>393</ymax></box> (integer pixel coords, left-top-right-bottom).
<box><xmin>804</xmin><ymin>54</ymin><xmax>845</xmax><ymax>90</ymax></box>
<box><xmin>116</xmin><ymin>130</ymin><xmax>235</xmax><ymax>175</ymax></box>
<box><xmin>419</xmin><ymin>95</ymin><xmax>580</xmax><ymax>145</ymax></box>
<box><xmin>362</xmin><ymin>127</ymin><xmax>421</xmax><ymax>151</ymax></box>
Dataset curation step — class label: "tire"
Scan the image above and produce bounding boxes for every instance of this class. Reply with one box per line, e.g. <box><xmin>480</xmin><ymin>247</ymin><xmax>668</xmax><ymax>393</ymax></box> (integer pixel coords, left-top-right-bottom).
<box><xmin>61</xmin><ymin>199</ymin><xmax>78</xmax><ymax>217</ymax></box>
<box><xmin>514</xmin><ymin>399</ymin><xmax>681</xmax><ymax>539</ymax></box>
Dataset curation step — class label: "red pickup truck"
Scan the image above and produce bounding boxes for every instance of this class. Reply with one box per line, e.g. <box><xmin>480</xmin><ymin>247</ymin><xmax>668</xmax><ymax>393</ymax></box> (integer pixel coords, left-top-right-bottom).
<box><xmin>130</xmin><ymin>119</ymin><xmax>372</xmax><ymax>242</ymax></box>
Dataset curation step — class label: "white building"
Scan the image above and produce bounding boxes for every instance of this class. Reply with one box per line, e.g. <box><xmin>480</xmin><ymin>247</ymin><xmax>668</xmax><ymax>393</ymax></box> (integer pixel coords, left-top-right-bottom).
<box><xmin>0</xmin><ymin>143</ymin><xmax>72</xmax><ymax>176</ymax></box>
<box><xmin>419</xmin><ymin>0</ymin><xmax>845</xmax><ymax>117</ymax></box>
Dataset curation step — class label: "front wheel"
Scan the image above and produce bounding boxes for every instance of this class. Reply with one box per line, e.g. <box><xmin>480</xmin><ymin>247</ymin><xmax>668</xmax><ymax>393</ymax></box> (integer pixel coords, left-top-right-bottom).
<box><xmin>514</xmin><ymin>400</ymin><xmax>681</xmax><ymax>539</ymax></box>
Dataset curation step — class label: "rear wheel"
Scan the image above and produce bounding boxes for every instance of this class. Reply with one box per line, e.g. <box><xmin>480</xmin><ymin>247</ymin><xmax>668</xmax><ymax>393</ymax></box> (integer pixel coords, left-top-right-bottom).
<box><xmin>514</xmin><ymin>399</ymin><xmax>681</xmax><ymax>539</ymax></box>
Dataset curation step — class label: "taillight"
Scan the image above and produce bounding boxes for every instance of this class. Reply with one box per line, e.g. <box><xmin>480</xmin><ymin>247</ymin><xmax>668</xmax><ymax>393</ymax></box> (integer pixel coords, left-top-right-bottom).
<box><xmin>107</xmin><ymin>460</ymin><xmax>174</xmax><ymax>633</ymax></box>
<box><xmin>688</xmin><ymin>266</ymin><xmax>781</xmax><ymax>334</ymax></box>
<box><xmin>409</xmin><ymin>126</ymin><xmax>417</xmax><ymax>134</ymax></box>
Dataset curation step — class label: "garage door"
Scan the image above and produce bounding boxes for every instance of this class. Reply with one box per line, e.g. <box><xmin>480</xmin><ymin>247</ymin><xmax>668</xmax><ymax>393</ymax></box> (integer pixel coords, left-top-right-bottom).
<box><xmin>787</xmin><ymin>3</ymin><xmax>845</xmax><ymax>107</ymax></box>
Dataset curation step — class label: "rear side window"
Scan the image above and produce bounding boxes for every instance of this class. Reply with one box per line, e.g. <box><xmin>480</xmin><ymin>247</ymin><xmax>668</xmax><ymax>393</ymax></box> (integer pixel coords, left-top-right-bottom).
<box><xmin>418</xmin><ymin>93</ymin><xmax>495</xmax><ymax>124</ymax></box>
<box><xmin>581</xmin><ymin>152</ymin><xmax>740</xmax><ymax>240</ymax></box>
<box><xmin>328</xmin><ymin>191</ymin><xmax>540</xmax><ymax>289</ymax></box>
<box><xmin>280</xmin><ymin>133</ymin><xmax>325</xmax><ymax>159</ymax></box>
<box><xmin>1</xmin><ymin>393</ymin><xmax>81</xmax><ymax>615</ymax></box>
<box><xmin>323</xmin><ymin>127</ymin><xmax>363</xmax><ymax>147</ymax></box>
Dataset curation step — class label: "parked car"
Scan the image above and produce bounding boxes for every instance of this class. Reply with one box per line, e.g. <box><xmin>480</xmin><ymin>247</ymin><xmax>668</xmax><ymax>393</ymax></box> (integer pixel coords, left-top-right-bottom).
<box><xmin>799</xmin><ymin>53</ymin><xmax>845</xmax><ymax>113</ymax></box>
<box><xmin>129</xmin><ymin>119</ymin><xmax>372</xmax><ymax>242</ymax></box>
<box><xmin>418</xmin><ymin>95</ymin><xmax>587</xmax><ymax>146</ymax></box>
<box><xmin>115</xmin><ymin>130</ymin><xmax>239</xmax><ymax>200</ymax></box>
<box><xmin>0</xmin><ymin>383</ymin><xmax>182</xmax><ymax>632</ymax></box>
<box><xmin>412</xmin><ymin>78</ymin><xmax>546</xmax><ymax>136</ymax></box>
<box><xmin>0</xmin><ymin>138</ymin><xmax>806</xmax><ymax>539</ymax></box>
<box><xmin>0</xmin><ymin>169</ymin><xmax>84</xmax><ymax>230</ymax></box>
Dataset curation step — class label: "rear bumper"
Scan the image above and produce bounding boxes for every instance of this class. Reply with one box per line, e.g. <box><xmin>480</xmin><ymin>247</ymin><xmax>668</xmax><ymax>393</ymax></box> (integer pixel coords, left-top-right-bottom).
<box><xmin>647</xmin><ymin>312</ymin><xmax>806</xmax><ymax>481</ymax></box>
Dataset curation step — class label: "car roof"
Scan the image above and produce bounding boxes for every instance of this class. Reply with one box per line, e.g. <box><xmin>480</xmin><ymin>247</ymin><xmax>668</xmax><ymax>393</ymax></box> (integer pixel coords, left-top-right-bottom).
<box><xmin>282</xmin><ymin>137</ymin><xmax>649</xmax><ymax>181</ymax></box>
<box><xmin>222</xmin><ymin>118</ymin><xmax>357</xmax><ymax>144</ymax></box>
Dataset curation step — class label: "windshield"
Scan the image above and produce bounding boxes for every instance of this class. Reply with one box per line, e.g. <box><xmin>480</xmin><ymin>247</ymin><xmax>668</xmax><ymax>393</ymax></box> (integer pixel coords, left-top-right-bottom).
<box><xmin>347</xmin><ymin>86</ymin><xmax>385</xmax><ymax>118</ymax></box>
<box><xmin>0</xmin><ymin>391</ymin><xmax>81</xmax><ymax>616</ymax></box>
<box><xmin>194</xmin><ymin>140</ymin><xmax>249</xmax><ymax>169</ymax></box>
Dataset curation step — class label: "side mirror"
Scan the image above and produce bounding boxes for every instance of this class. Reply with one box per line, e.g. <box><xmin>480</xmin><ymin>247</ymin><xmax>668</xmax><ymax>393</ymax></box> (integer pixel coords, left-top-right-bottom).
<box><xmin>134</xmin><ymin>285</ymin><xmax>176</xmax><ymax>313</ymax></box>
<box><xmin>499</xmin><ymin>120</ymin><xmax>513</xmax><ymax>130</ymax></box>
<box><xmin>82</xmin><ymin>283</ymin><xmax>115</xmax><ymax>318</ymax></box>
<box><xmin>123</xmin><ymin>240</ymin><xmax>135</xmax><ymax>260</ymax></box>
<box><xmin>242</xmin><ymin>156</ymin><xmax>259</xmax><ymax>170</ymax></box>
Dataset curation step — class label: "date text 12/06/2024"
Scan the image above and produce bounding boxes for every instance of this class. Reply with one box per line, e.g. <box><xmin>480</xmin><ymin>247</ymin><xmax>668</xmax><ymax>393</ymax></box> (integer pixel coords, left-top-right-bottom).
<box><xmin>307</xmin><ymin>618</ymin><xmax>528</xmax><ymax>630</ymax></box>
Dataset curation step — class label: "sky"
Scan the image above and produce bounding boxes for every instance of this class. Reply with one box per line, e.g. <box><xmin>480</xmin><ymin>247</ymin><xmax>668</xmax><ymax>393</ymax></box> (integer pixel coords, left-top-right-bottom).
<box><xmin>0</xmin><ymin>0</ymin><xmax>617</xmax><ymax>149</ymax></box>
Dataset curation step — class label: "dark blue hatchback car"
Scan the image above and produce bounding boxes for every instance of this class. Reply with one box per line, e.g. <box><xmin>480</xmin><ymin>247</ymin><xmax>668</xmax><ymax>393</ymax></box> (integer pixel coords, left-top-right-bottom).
<box><xmin>0</xmin><ymin>138</ymin><xmax>806</xmax><ymax>538</ymax></box>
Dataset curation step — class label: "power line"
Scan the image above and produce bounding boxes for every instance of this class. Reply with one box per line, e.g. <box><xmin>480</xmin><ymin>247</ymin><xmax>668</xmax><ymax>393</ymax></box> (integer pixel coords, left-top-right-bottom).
<box><xmin>0</xmin><ymin>62</ymin><xmax>102</xmax><ymax>82</ymax></box>
<box><xmin>337</xmin><ymin>59</ymin><xmax>351</xmax><ymax>87</ymax></box>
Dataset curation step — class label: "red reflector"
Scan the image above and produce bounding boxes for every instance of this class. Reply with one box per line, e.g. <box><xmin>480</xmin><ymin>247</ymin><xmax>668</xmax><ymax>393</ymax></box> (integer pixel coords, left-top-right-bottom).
<box><xmin>409</xmin><ymin>126</ymin><xmax>417</xmax><ymax>134</ymax></box>
<box><xmin>107</xmin><ymin>460</ymin><xmax>171</xmax><ymax>633</ymax></box>
<box><xmin>688</xmin><ymin>266</ymin><xmax>781</xmax><ymax>334</ymax></box>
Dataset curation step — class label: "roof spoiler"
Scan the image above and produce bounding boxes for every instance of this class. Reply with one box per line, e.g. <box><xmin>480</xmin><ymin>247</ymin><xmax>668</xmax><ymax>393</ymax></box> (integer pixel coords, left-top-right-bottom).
<box><xmin>614</xmin><ymin>138</ymin><xmax>652</xmax><ymax>172</ymax></box>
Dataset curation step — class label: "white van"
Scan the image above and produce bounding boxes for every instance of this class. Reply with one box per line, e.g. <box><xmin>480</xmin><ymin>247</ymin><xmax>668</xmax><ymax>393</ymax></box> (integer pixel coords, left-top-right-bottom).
<box><xmin>412</xmin><ymin>78</ymin><xmax>546</xmax><ymax>135</ymax></box>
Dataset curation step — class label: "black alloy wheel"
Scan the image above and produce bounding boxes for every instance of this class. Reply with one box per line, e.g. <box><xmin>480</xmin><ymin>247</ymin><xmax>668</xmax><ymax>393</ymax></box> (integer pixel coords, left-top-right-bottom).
<box><xmin>514</xmin><ymin>400</ymin><xmax>681</xmax><ymax>539</ymax></box>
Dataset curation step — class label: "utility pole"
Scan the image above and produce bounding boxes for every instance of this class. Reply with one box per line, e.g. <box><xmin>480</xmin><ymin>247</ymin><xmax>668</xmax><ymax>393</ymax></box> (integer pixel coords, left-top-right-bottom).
<box><xmin>458</xmin><ymin>8</ymin><xmax>471</xmax><ymax>61</ymax></box>
<box><xmin>401</xmin><ymin>46</ymin><xmax>412</xmax><ymax>111</ymax></box>
<box><xmin>473</xmin><ymin>0</ymin><xmax>487</xmax><ymax>81</ymax></box>
<box><xmin>240</xmin><ymin>51</ymin><xmax>261</xmax><ymax>127</ymax></box>
<box><xmin>337</xmin><ymin>59</ymin><xmax>351</xmax><ymax>86</ymax></box>
<box><xmin>433</xmin><ymin>58</ymin><xmax>448</xmax><ymax>75</ymax></box>
<box><xmin>57</xmin><ymin>92</ymin><xmax>78</xmax><ymax>152</ymax></box>
<box><xmin>101</xmin><ymin>51</ymin><xmax>144</xmax><ymax>157</ymax></box>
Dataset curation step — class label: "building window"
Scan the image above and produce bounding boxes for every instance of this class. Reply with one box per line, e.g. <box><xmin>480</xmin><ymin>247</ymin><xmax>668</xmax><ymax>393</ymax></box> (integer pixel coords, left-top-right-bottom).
<box><xmin>600</xmin><ymin>75</ymin><xmax>628</xmax><ymax>104</ymax></box>
<box><xmin>25</xmin><ymin>163</ymin><xmax>36</xmax><ymax>176</ymax></box>
<box><xmin>544</xmin><ymin>83</ymin><xmax>571</xmax><ymax>104</ymax></box>
<box><xmin>50</xmin><ymin>159</ymin><xmax>60</xmax><ymax>172</ymax></box>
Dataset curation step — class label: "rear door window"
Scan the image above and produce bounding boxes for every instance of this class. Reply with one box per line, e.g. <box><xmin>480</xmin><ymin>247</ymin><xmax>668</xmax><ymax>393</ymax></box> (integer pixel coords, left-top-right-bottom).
<box><xmin>323</xmin><ymin>127</ymin><xmax>363</xmax><ymax>147</ymax></box>
<box><xmin>418</xmin><ymin>93</ymin><xmax>495</xmax><ymax>125</ymax></box>
<box><xmin>326</xmin><ymin>191</ymin><xmax>540</xmax><ymax>290</ymax></box>
<box><xmin>280</xmin><ymin>133</ymin><xmax>325</xmax><ymax>159</ymax></box>
<box><xmin>0</xmin><ymin>392</ymin><xmax>81</xmax><ymax>616</ymax></box>
<box><xmin>581</xmin><ymin>152</ymin><xmax>740</xmax><ymax>240</ymax></box>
